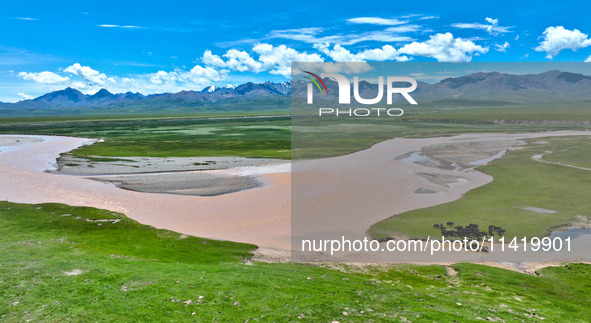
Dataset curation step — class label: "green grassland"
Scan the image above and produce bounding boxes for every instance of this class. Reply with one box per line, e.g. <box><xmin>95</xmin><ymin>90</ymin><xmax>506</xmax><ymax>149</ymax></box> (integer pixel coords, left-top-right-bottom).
<box><xmin>404</xmin><ymin>101</ymin><xmax>591</xmax><ymax>122</ymax></box>
<box><xmin>370</xmin><ymin>136</ymin><xmax>591</xmax><ymax>240</ymax></box>
<box><xmin>1</xmin><ymin>101</ymin><xmax>591</xmax><ymax>160</ymax></box>
<box><xmin>542</xmin><ymin>136</ymin><xmax>591</xmax><ymax>168</ymax></box>
<box><xmin>1</xmin><ymin>201</ymin><xmax>591</xmax><ymax>322</ymax></box>
<box><xmin>0</xmin><ymin>115</ymin><xmax>292</xmax><ymax>159</ymax></box>
<box><xmin>294</xmin><ymin>100</ymin><xmax>591</xmax><ymax>159</ymax></box>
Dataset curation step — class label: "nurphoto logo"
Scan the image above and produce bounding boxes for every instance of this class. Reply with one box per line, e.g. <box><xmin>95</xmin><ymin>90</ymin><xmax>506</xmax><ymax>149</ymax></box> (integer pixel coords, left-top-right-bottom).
<box><xmin>304</xmin><ymin>71</ymin><xmax>418</xmax><ymax>117</ymax></box>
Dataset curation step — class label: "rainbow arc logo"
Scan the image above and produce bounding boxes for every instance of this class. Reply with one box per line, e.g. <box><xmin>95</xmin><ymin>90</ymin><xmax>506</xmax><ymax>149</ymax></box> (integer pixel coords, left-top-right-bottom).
<box><xmin>303</xmin><ymin>71</ymin><xmax>328</xmax><ymax>94</ymax></box>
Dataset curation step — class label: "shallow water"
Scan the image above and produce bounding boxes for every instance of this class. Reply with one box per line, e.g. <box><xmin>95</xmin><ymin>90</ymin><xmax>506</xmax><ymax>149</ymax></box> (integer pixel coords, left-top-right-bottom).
<box><xmin>3</xmin><ymin>131</ymin><xmax>591</xmax><ymax>255</ymax></box>
<box><xmin>551</xmin><ymin>227</ymin><xmax>591</xmax><ymax>240</ymax></box>
<box><xmin>468</xmin><ymin>149</ymin><xmax>507</xmax><ymax>166</ymax></box>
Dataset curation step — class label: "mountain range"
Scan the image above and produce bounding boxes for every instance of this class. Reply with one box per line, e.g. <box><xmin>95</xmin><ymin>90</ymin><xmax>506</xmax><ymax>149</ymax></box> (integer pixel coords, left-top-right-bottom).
<box><xmin>292</xmin><ymin>70</ymin><xmax>591</xmax><ymax>105</ymax></box>
<box><xmin>2</xmin><ymin>70</ymin><xmax>591</xmax><ymax>116</ymax></box>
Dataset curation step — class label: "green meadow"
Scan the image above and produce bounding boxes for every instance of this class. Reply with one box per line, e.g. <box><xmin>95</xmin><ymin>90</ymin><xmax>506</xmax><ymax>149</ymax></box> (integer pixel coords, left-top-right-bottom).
<box><xmin>0</xmin><ymin>115</ymin><xmax>292</xmax><ymax>159</ymax></box>
<box><xmin>2</xmin><ymin>102</ymin><xmax>591</xmax><ymax>160</ymax></box>
<box><xmin>1</xmin><ymin>201</ymin><xmax>591</xmax><ymax>322</ymax></box>
<box><xmin>370</xmin><ymin>136</ymin><xmax>591</xmax><ymax>240</ymax></box>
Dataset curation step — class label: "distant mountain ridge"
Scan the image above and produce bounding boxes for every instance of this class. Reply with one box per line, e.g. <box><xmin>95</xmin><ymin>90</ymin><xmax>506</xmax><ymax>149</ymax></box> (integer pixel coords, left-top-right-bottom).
<box><xmin>2</xmin><ymin>70</ymin><xmax>591</xmax><ymax>115</ymax></box>
<box><xmin>2</xmin><ymin>81</ymin><xmax>291</xmax><ymax>109</ymax></box>
<box><xmin>292</xmin><ymin>70</ymin><xmax>591</xmax><ymax>104</ymax></box>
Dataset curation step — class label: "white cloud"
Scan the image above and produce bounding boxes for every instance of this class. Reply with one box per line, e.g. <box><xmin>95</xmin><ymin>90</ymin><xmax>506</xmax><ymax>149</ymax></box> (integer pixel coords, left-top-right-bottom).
<box><xmin>17</xmin><ymin>61</ymin><xmax>235</xmax><ymax>97</ymax></box>
<box><xmin>338</xmin><ymin>32</ymin><xmax>413</xmax><ymax>45</ymax></box>
<box><xmin>14</xmin><ymin>17</ymin><xmax>39</xmax><ymax>21</ymax></box>
<box><xmin>419</xmin><ymin>16</ymin><xmax>439</xmax><ymax>20</ymax></box>
<box><xmin>267</xmin><ymin>28</ymin><xmax>331</xmax><ymax>43</ymax></box>
<box><xmin>254</xmin><ymin>44</ymin><xmax>324</xmax><ymax>76</ymax></box>
<box><xmin>97</xmin><ymin>24</ymin><xmax>141</xmax><ymax>29</ymax></box>
<box><xmin>227</xmin><ymin>16</ymin><xmax>424</xmax><ymax>48</ymax></box>
<box><xmin>17</xmin><ymin>71</ymin><xmax>70</xmax><ymax>84</ymax></box>
<box><xmin>202</xmin><ymin>43</ymin><xmax>323</xmax><ymax>76</ymax></box>
<box><xmin>535</xmin><ymin>26</ymin><xmax>591</xmax><ymax>59</ymax></box>
<box><xmin>313</xmin><ymin>44</ymin><xmax>362</xmax><ymax>62</ymax></box>
<box><xmin>267</xmin><ymin>27</ymin><xmax>413</xmax><ymax>45</ymax></box>
<box><xmin>148</xmin><ymin>66</ymin><xmax>228</xmax><ymax>89</ymax></box>
<box><xmin>64</xmin><ymin>63</ymin><xmax>113</xmax><ymax>86</ymax></box>
<box><xmin>585</xmin><ymin>55</ymin><xmax>591</xmax><ymax>63</ymax></box>
<box><xmin>347</xmin><ymin>17</ymin><xmax>407</xmax><ymax>26</ymax></box>
<box><xmin>452</xmin><ymin>17</ymin><xmax>512</xmax><ymax>36</ymax></box>
<box><xmin>385</xmin><ymin>25</ymin><xmax>422</xmax><ymax>33</ymax></box>
<box><xmin>495</xmin><ymin>42</ymin><xmax>510</xmax><ymax>52</ymax></box>
<box><xmin>149</xmin><ymin>70</ymin><xmax>178</xmax><ymax>85</ymax></box>
<box><xmin>313</xmin><ymin>43</ymin><xmax>409</xmax><ymax>62</ymax></box>
<box><xmin>291</xmin><ymin>62</ymin><xmax>374</xmax><ymax>76</ymax></box>
<box><xmin>217</xmin><ymin>49</ymin><xmax>263</xmax><ymax>72</ymax></box>
<box><xmin>17</xmin><ymin>93</ymin><xmax>33</xmax><ymax>100</ymax></box>
<box><xmin>398</xmin><ymin>32</ymin><xmax>488</xmax><ymax>62</ymax></box>
<box><xmin>485</xmin><ymin>17</ymin><xmax>498</xmax><ymax>25</ymax></box>
<box><xmin>202</xmin><ymin>50</ymin><xmax>227</xmax><ymax>68</ymax></box>
<box><xmin>189</xmin><ymin>65</ymin><xmax>228</xmax><ymax>82</ymax></box>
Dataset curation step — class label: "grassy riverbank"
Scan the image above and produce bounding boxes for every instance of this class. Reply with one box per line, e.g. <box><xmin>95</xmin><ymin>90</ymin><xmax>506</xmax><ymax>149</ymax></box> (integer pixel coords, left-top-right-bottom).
<box><xmin>1</xmin><ymin>201</ymin><xmax>590</xmax><ymax>321</ymax></box>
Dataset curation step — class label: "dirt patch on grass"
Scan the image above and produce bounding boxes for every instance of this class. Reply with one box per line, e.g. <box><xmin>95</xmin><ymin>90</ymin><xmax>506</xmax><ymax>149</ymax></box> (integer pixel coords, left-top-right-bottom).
<box><xmin>252</xmin><ymin>247</ymin><xmax>291</xmax><ymax>263</ymax></box>
<box><xmin>63</xmin><ymin>269</ymin><xmax>85</xmax><ymax>276</ymax></box>
<box><xmin>445</xmin><ymin>266</ymin><xmax>458</xmax><ymax>276</ymax></box>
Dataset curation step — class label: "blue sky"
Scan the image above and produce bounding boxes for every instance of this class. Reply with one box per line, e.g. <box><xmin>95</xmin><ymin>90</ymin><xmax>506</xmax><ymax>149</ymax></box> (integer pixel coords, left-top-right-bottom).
<box><xmin>2</xmin><ymin>0</ymin><xmax>591</xmax><ymax>102</ymax></box>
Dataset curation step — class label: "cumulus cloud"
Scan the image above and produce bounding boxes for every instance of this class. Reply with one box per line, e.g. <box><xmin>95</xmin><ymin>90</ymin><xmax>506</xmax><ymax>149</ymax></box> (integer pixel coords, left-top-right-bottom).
<box><xmin>17</xmin><ymin>71</ymin><xmax>70</xmax><ymax>84</ymax></box>
<box><xmin>189</xmin><ymin>65</ymin><xmax>227</xmax><ymax>81</ymax></box>
<box><xmin>495</xmin><ymin>41</ymin><xmax>510</xmax><ymax>52</ymax></box>
<box><xmin>313</xmin><ymin>43</ymin><xmax>409</xmax><ymax>62</ymax></box>
<box><xmin>202</xmin><ymin>43</ymin><xmax>323</xmax><ymax>76</ymax></box>
<box><xmin>291</xmin><ymin>62</ymin><xmax>374</xmax><ymax>76</ymax></box>
<box><xmin>149</xmin><ymin>70</ymin><xmax>178</xmax><ymax>85</ymax></box>
<box><xmin>149</xmin><ymin>66</ymin><xmax>229</xmax><ymax>87</ymax></box>
<box><xmin>535</xmin><ymin>26</ymin><xmax>591</xmax><ymax>59</ymax></box>
<box><xmin>18</xmin><ymin>62</ymin><xmax>230</xmax><ymax>96</ymax></box>
<box><xmin>209</xmin><ymin>49</ymin><xmax>263</xmax><ymax>72</ymax></box>
<box><xmin>253</xmin><ymin>43</ymin><xmax>324</xmax><ymax>75</ymax></box>
<box><xmin>398</xmin><ymin>32</ymin><xmax>488</xmax><ymax>62</ymax></box>
<box><xmin>452</xmin><ymin>17</ymin><xmax>512</xmax><ymax>36</ymax></box>
<box><xmin>313</xmin><ymin>44</ymin><xmax>364</xmax><ymax>62</ymax></box>
<box><xmin>202</xmin><ymin>50</ymin><xmax>228</xmax><ymax>67</ymax></box>
<box><xmin>347</xmin><ymin>17</ymin><xmax>407</xmax><ymax>26</ymax></box>
<box><xmin>64</xmin><ymin>63</ymin><xmax>114</xmax><ymax>86</ymax></box>
<box><xmin>585</xmin><ymin>55</ymin><xmax>591</xmax><ymax>63</ymax></box>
